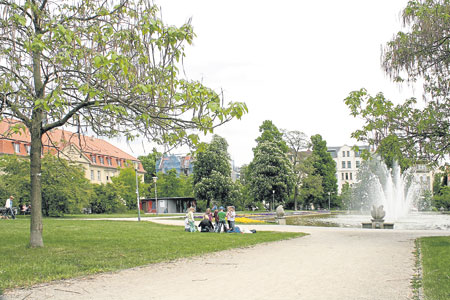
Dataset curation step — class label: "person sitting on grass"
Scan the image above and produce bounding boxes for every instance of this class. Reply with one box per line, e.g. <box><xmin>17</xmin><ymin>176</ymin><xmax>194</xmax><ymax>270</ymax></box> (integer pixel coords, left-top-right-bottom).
<box><xmin>198</xmin><ymin>215</ymin><xmax>214</xmax><ymax>232</ymax></box>
<box><xmin>187</xmin><ymin>207</ymin><xmax>196</xmax><ymax>232</ymax></box>
<box><xmin>184</xmin><ymin>213</ymin><xmax>190</xmax><ymax>232</ymax></box>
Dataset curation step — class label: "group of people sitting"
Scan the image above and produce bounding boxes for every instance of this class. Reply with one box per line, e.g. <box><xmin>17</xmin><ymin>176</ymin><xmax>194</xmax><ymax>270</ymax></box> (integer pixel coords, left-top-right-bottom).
<box><xmin>185</xmin><ymin>205</ymin><xmax>238</xmax><ymax>233</ymax></box>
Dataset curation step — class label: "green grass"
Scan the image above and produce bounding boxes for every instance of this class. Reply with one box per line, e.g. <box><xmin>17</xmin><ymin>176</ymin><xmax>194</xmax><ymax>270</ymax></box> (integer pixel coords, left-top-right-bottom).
<box><xmin>0</xmin><ymin>219</ymin><xmax>304</xmax><ymax>292</ymax></box>
<box><xmin>418</xmin><ymin>236</ymin><xmax>450</xmax><ymax>300</ymax></box>
<box><xmin>61</xmin><ymin>212</ymin><xmax>180</xmax><ymax>218</ymax></box>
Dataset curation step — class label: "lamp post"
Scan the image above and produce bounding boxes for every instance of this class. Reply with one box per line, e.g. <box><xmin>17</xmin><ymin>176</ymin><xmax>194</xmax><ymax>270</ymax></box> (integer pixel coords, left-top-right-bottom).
<box><xmin>135</xmin><ymin>164</ymin><xmax>141</xmax><ymax>222</ymax></box>
<box><xmin>272</xmin><ymin>190</ymin><xmax>275</xmax><ymax>211</ymax></box>
<box><xmin>152</xmin><ymin>176</ymin><xmax>158</xmax><ymax>215</ymax></box>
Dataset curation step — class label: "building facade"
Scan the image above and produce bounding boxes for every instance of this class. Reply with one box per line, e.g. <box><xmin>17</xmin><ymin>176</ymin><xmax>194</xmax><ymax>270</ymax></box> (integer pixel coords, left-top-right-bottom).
<box><xmin>0</xmin><ymin>119</ymin><xmax>145</xmax><ymax>184</ymax></box>
<box><xmin>327</xmin><ymin>145</ymin><xmax>370</xmax><ymax>194</ymax></box>
<box><xmin>155</xmin><ymin>154</ymin><xmax>194</xmax><ymax>176</ymax></box>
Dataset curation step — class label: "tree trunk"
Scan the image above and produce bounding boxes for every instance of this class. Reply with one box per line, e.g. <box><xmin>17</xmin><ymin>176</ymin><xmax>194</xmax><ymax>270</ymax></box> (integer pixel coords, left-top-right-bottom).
<box><xmin>294</xmin><ymin>185</ymin><xmax>298</xmax><ymax>211</ymax></box>
<box><xmin>29</xmin><ymin>116</ymin><xmax>44</xmax><ymax>247</ymax></box>
<box><xmin>30</xmin><ymin>11</ymin><xmax>45</xmax><ymax>246</ymax></box>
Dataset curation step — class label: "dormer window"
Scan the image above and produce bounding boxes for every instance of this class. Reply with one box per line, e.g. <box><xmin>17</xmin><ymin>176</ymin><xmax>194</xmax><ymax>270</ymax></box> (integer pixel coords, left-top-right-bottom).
<box><xmin>92</xmin><ymin>155</ymin><xmax>97</xmax><ymax>163</ymax></box>
<box><xmin>106</xmin><ymin>157</ymin><xmax>112</xmax><ymax>166</ymax></box>
<box><xmin>25</xmin><ymin>145</ymin><xmax>31</xmax><ymax>154</ymax></box>
<box><xmin>99</xmin><ymin>156</ymin><xmax>104</xmax><ymax>164</ymax></box>
<box><xmin>117</xmin><ymin>159</ymin><xmax>122</xmax><ymax>167</ymax></box>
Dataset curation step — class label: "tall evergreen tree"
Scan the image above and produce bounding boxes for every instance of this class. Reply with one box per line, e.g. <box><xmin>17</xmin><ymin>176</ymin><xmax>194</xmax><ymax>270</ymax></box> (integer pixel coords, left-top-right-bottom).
<box><xmin>310</xmin><ymin>134</ymin><xmax>338</xmax><ymax>209</ymax></box>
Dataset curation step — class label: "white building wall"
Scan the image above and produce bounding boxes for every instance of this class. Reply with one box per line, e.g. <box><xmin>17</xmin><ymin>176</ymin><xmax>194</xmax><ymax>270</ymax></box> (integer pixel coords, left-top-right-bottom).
<box><xmin>329</xmin><ymin>145</ymin><xmax>366</xmax><ymax>194</ymax></box>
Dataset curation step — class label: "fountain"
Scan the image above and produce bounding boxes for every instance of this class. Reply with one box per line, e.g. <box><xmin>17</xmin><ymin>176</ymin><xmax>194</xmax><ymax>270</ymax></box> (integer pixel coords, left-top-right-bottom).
<box><xmin>287</xmin><ymin>157</ymin><xmax>450</xmax><ymax>230</ymax></box>
<box><xmin>362</xmin><ymin>205</ymin><xmax>394</xmax><ymax>229</ymax></box>
<box><xmin>351</xmin><ymin>157</ymin><xmax>423</xmax><ymax>225</ymax></box>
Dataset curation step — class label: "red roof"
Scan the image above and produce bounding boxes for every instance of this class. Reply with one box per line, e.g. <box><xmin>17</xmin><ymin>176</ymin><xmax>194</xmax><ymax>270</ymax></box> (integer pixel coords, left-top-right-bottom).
<box><xmin>0</xmin><ymin>119</ymin><xmax>144</xmax><ymax>171</ymax></box>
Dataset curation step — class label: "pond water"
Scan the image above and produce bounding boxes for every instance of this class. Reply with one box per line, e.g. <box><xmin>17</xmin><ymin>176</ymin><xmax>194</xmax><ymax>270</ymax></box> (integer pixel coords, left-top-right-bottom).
<box><xmin>286</xmin><ymin>212</ymin><xmax>450</xmax><ymax>230</ymax></box>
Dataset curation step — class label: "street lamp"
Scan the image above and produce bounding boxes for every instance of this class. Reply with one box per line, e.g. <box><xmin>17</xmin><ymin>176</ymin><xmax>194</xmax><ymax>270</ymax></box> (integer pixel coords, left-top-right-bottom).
<box><xmin>272</xmin><ymin>190</ymin><xmax>275</xmax><ymax>211</ymax></box>
<box><xmin>135</xmin><ymin>164</ymin><xmax>141</xmax><ymax>222</ymax></box>
<box><xmin>152</xmin><ymin>176</ymin><xmax>158</xmax><ymax>215</ymax></box>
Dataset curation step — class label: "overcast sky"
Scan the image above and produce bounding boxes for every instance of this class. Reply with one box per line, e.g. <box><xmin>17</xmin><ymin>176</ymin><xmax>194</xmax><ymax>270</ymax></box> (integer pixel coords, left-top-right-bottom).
<box><xmin>109</xmin><ymin>0</ymin><xmax>423</xmax><ymax>166</ymax></box>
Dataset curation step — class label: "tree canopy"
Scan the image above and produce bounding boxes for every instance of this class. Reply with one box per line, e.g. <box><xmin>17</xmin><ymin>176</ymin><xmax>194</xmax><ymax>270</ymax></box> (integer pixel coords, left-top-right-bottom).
<box><xmin>255</xmin><ymin>120</ymin><xmax>289</xmax><ymax>153</ymax></box>
<box><xmin>248</xmin><ymin>141</ymin><xmax>294</xmax><ymax>206</ymax></box>
<box><xmin>193</xmin><ymin>135</ymin><xmax>235</xmax><ymax>208</ymax></box>
<box><xmin>248</xmin><ymin>121</ymin><xmax>294</xmax><ymax>207</ymax></box>
<box><xmin>309</xmin><ymin>134</ymin><xmax>337</xmax><ymax>208</ymax></box>
<box><xmin>282</xmin><ymin>129</ymin><xmax>310</xmax><ymax>210</ymax></box>
<box><xmin>0</xmin><ymin>0</ymin><xmax>246</xmax><ymax>247</ymax></box>
<box><xmin>345</xmin><ymin>0</ymin><xmax>450</xmax><ymax>164</ymax></box>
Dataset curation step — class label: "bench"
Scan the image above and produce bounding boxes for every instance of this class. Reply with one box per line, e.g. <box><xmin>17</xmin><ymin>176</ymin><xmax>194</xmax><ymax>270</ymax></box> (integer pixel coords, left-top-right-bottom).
<box><xmin>1</xmin><ymin>207</ymin><xmax>17</xmax><ymax>218</ymax></box>
<box><xmin>82</xmin><ymin>207</ymin><xmax>92</xmax><ymax>214</ymax></box>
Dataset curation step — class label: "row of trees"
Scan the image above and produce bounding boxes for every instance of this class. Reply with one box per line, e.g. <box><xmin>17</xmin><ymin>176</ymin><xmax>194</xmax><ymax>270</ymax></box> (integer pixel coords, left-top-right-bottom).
<box><xmin>0</xmin><ymin>154</ymin><xmax>194</xmax><ymax>216</ymax></box>
<box><xmin>190</xmin><ymin>120</ymin><xmax>339</xmax><ymax>211</ymax></box>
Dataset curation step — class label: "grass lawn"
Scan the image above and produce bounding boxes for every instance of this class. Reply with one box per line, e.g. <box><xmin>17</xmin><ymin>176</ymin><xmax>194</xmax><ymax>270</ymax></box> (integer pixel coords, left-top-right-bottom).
<box><xmin>418</xmin><ymin>236</ymin><xmax>450</xmax><ymax>300</ymax></box>
<box><xmin>61</xmin><ymin>211</ymin><xmax>172</xmax><ymax>218</ymax></box>
<box><xmin>0</xmin><ymin>219</ymin><xmax>305</xmax><ymax>293</ymax></box>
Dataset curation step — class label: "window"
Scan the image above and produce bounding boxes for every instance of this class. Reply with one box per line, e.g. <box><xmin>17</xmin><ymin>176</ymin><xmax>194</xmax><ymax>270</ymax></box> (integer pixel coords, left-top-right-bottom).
<box><xmin>341</xmin><ymin>173</ymin><xmax>345</xmax><ymax>180</ymax></box>
<box><xmin>25</xmin><ymin>145</ymin><xmax>31</xmax><ymax>154</ymax></box>
<box><xmin>90</xmin><ymin>170</ymin><xmax>94</xmax><ymax>180</ymax></box>
<box><xmin>342</xmin><ymin>151</ymin><xmax>346</xmax><ymax>157</ymax></box>
<box><xmin>356</xmin><ymin>160</ymin><xmax>360</xmax><ymax>168</ymax></box>
<box><xmin>13</xmin><ymin>143</ymin><xmax>20</xmax><ymax>153</ymax></box>
<box><xmin>99</xmin><ymin>156</ymin><xmax>104</xmax><ymax>164</ymax></box>
<box><xmin>342</xmin><ymin>161</ymin><xmax>346</xmax><ymax>168</ymax></box>
<box><xmin>117</xmin><ymin>159</ymin><xmax>122</xmax><ymax>167</ymax></box>
<box><xmin>347</xmin><ymin>151</ymin><xmax>350</xmax><ymax>157</ymax></box>
<box><xmin>350</xmin><ymin>173</ymin><xmax>353</xmax><ymax>180</ymax></box>
<box><xmin>92</xmin><ymin>156</ymin><xmax>97</xmax><ymax>163</ymax></box>
<box><xmin>97</xmin><ymin>171</ymin><xmax>101</xmax><ymax>181</ymax></box>
<box><xmin>107</xmin><ymin>157</ymin><xmax>112</xmax><ymax>166</ymax></box>
<box><xmin>345</xmin><ymin>173</ymin><xmax>349</xmax><ymax>180</ymax></box>
<box><xmin>347</xmin><ymin>161</ymin><xmax>351</xmax><ymax>168</ymax></box>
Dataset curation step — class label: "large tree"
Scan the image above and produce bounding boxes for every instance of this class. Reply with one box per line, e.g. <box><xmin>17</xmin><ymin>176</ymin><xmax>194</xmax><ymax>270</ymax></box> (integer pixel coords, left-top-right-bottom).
<box><xmin>0</xmin><ymin>154</ymin><xmax>91</xmax><ymax>216</ymax></box>
<box><xmin>255</xmin><ymin>120</ymin><xmax>289</xmax><ymax>153</ymax></box>
<box><xmin>345</xmin><ymin>0</ymin><xmax>450</xmax><ymax>164</ymax></box>
<box><xmin>0</xmin><ymin>1</ymin><xmax>246</xmax><ymax>247</ymax></box>
<box><xmin>248</xmin><ymin>121</ymin><xmax>294</xmax><ymax>208</ymax></box>
<box><xmin>193</xmin><ymin>135</ymin><xmax>235</xmax><ymax>208</ymax></box>
<box><xmin>111</xmin><ymin>165</ymin><xmax>147</xmax><ymax>209</ymax></box>
<box><xmin>310</xmin><ymin>134</ymin><xmax>337</xmax><ymax>209</ymax></box>
<box><xmin>248</xmin><ymin>141</ymin><xmax>294</xmax><ymax>208</ymax></box>
<box><xmin>282</xmin><ymin>129</ymin><xmax>310</xmax><ymax>210</ymax></box>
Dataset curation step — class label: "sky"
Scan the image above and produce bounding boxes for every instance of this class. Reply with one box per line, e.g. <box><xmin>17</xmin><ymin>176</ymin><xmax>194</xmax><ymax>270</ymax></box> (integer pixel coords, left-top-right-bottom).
<box><xmin>108</xmin><ymin>0</ymin><xmax>423</xmax><ymax>166</ymax></box>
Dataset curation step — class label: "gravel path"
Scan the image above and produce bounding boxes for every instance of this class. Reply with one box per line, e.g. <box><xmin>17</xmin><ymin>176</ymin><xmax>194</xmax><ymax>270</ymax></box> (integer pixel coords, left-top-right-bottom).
<box><xmin>3</xmin><ymin>219</ymin><xmax>449</xmax><ymax>300</ymax></box>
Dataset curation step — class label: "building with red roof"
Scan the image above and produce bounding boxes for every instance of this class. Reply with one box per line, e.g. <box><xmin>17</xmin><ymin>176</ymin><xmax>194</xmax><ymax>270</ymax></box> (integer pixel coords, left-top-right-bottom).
<box><xmin>0</xmin><ymin>119</ymin><xmax>145</xmax><ymax>184</ymax></box>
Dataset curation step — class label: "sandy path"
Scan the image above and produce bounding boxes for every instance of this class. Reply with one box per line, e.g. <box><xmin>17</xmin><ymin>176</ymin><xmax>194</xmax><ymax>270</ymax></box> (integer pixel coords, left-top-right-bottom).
<box><xmin>3</xmin><ymin>220</ymin><xmax>449</xmax><ymax>300</ymax></box>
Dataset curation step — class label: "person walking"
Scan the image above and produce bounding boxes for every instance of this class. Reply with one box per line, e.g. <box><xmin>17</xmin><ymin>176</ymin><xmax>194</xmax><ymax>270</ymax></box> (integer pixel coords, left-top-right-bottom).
<box><xmin>217</xmin><ymin>206</ymin><xmax>227</xmax><ymax>233</ymax></box>
<box><xmin>5</xmin><ymin>195</ymin><xmax>15</xmax><ymax>219</ymax></box>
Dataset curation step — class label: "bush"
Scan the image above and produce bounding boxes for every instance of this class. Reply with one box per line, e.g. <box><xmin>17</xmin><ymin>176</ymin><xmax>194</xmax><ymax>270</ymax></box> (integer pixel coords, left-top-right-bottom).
<box><xmin>433</xmin><ymin>186</ymin><xmax>450</xmax><ymax>211</ymax></box>
<box><xmin>90</xmin><ymin>183</ymin><xmax>127</xmax><ymax>214</ymax></box>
